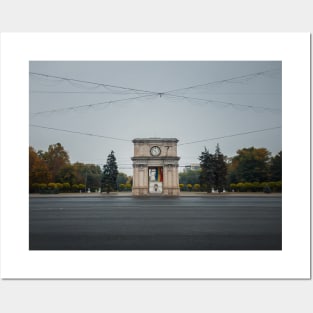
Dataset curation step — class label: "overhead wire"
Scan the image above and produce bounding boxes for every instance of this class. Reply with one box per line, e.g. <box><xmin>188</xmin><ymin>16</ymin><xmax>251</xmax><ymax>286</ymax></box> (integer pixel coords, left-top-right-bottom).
<box><xmin>31</xmin><ymin>94</ymin><xmax>157</xmax><ymax>115</ymax></box>
<box><xmin>30</xmin><ymin>70</ymin><xmax>281</xmax><ymax>169</ymax></box>
<box><xmin>30</xmin><ymin>90</ymin><xmax>150</xmax><ymax>95</ymax></box>
<box><xmin>161</xmin><ymin>68</ymin><xmax>280</xmax><ymax>94</ymax></box>
<box><xmin>178</xmin><ymin>126</ymin><xmax>281</xmax><ymax>146</ymax></box>
<box><xmin>30</xmin><ymin>68</ymin><xmax>281</xmax><ymax>114</ymax></box>
<box><xmin>30</xmin><ymin>124</ymin><xmax>281</xmax><ymax>147</ymax></box>
<box><xmin>164</xmin><ymin>94</ymin><xmax>280</xmax><ymax>112</ymax></box>
<box><xmin>30</xmin><ymin>124</ymin><xmax>132</xmax><ymax>142</ymax></box>
<box><xmin>29</xmin><ymin>72</ymin><xmax>159</xmax><ymax>95</ymax></box>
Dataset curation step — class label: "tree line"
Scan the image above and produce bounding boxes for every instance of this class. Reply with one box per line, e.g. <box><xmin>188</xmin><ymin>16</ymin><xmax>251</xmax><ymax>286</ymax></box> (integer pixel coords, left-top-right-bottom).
<box><xmin>180</xmin><ymin>145</ymin><xmax>282</xmax><ymax>193</ymax></box>
<box><xmin>29</xmin><ymin>143</ymin><xmax>131</xmax><ymax>193</ymax></box>
<box><xmin>30</xmin><ymin>142</ymin><xmax>282</xmax><ymax>194</ymax></box>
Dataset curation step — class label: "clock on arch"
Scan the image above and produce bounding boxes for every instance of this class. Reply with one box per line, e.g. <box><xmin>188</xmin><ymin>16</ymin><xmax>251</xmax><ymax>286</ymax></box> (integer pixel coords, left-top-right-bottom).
<box><xmin>150</xmin><ymin>146</ymin><xmax>161</xmax><ymax>156</ymax></box>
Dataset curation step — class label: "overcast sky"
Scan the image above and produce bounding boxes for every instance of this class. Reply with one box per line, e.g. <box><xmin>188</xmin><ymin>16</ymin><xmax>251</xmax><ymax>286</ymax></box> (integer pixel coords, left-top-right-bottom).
<box><xmin>29</xmin><ymin>61</ymin><xmax>282</xmax><ymax>175</ymax></box>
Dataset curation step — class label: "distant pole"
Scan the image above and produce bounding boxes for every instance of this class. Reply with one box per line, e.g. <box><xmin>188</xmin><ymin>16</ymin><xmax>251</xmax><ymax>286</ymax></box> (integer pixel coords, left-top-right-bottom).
<box><xmin>85</xmin><ymin>171</ymin><xmax>87</xmax><ymax>192</ymax></box>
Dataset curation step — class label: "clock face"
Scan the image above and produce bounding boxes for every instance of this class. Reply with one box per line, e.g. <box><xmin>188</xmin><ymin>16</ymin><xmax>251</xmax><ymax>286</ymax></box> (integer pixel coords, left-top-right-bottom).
<box><xmin>150</xmin><ymin>146</ymin><xmax>161</xmax><ymax>156</ymax></box>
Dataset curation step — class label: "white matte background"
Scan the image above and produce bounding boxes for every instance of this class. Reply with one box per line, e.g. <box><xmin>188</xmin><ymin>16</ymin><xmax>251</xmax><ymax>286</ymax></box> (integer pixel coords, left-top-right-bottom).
<box><xmin>0</xmin><ymin>32</ymin><xmax>310</xmax><ymax>280</ymax></box>
<box><xmin>0</xmin><ymin>1</ymin><xmax>312</xmax><ymax>313</ymax></box>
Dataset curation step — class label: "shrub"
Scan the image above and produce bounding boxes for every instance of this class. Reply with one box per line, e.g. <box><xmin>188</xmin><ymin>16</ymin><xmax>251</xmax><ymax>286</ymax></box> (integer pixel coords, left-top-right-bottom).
<box><xmin>39</xmin><ymin>183</ymin><xmax>47</xmax><ymax>190</ymax></box>
<box><xmin>236</xmin><ymin>182</ymin><xmax>245</xmax><ymax>192</ymax></box>
<box><xmin>244</xmin><ymin>182</ymin><xmax>253</xmax><ymax>192</ymax></box>
<box><xmin>78</xmin><ymin>184</ymin><xmax>85</xmax><ymax>191</ymax></box>
<box><xmin>193</xmin><ymin>184</ymin><xmax>200</xmax><ymax>191</ymax></box>
<box><xmin>230</xmin><ymin>183</ymin><xmax>237</xmax><ymax>192</ymax></box>
<box><xmin>40</xmin><ymin>182</ymin><xmax>60</xmax><ymax>194</ymax></box>
<box><xmin>275</xmin><ymin>181</ymin><xmax>282</xmax><ymax>192</ymax></box>
<box><xmin>48</xmin><ymin>182</ymin><xmax>56</xmax><ymax>189</ymax></box>
<box><xmin>179</xmin><ymin>184</ymin><xmax>184</xmax><ymax>191</ymax></box>
<box><xmin>31</xmin><ymin>183</ymin><xmax>40</xmax><ymax>193</ymax></box>
<box><xmin>229</xmin><ymin>181</ymin><xmax>281</xmax><ymax>193</ymax></box>
<box><xmin>251</xmin><ymin>182</ymin><xmax>261</xmax><ymax>192</ymax></box>
<box><xmin>62</xmin><ymin>182</ymin><xmax>71</xmax><ymax>192</ymax></box>
<box><xmin>125</xmin><ymin>183</ymin><xmax>132</xmax><ymax>191</ymax></box>
<box><xmin>55</xmin><ymin>183</ymin><xmax>63</xmax><ymax>190</ymax></box>
<box><xmin>72</xmin><ymin>184</ymin><xmax>79</xmax><ymax>192</ymax></box>
<box><xmin>187</xmin><ymin>184</ymin><xmax>193</xmax><ymax>191</ymax></box>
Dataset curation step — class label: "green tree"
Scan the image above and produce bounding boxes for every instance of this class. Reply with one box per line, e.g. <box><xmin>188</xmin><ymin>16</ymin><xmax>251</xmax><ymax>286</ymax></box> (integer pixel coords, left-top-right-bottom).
<box><xmin>56</xmin><ymin>164</ymin><xmax>75</xmax><ymax>185</ymax></box>
<box><xmin>126</xmin><ymin>176</ymin><xmax>133</xmax><ymax>186</ymax></box>
<box><xmin>199</xmin><ymin>147</ymin><xmax>214</xmax><ymax>193</ymax></box>
<box><xmin>213</xmin><ymin>144</ymin><xmax>227</xmax><ymax>193</ymax></box>
<box><xmin>58</xmin><ymin>163</ymin><xmax>102</xmax><ymax>191</ymax></box>
<box><xmin>117</xmin><ymin>172</ymin><xmax>128</xmax><ymax>185</ymax></box>
<box><xmin>179</xmin><ymin>169</ymin><xmax>201</xmax><ymax>185</ymax></box>
<box><xmin>101</xmin><ymin>151</ymin><xmax>119</xmax><ymax>193</ymax></box>
<box><xmin>84</xmin><ymin>164</ymin><xmax>102</xmax><ymax>191</ymax></box>
<box><xmin>71</xmin><ymin>162</ymin><xmax>86</xmax><ymax>185</ymax></box>
<box><xmin>228</xmin><ymin>147</ymin><xmax>271</xmax><ymax>183</ymax></box>
<box><xmin>269</xmin><ymin>151</ymin><xmax>282</xmax><ymax>181</ymax></box>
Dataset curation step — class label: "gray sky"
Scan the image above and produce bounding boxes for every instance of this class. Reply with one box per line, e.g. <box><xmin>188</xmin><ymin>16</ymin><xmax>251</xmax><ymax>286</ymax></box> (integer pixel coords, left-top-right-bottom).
<box><xmin>29</xmin><ymin>61</ymin><xmax>282</xmax><ymax>175</ymax></box>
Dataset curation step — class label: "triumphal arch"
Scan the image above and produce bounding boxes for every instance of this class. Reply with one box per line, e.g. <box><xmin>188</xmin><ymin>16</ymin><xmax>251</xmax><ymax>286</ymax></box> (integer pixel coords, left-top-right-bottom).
<box><xmin>131</xmin><ymin>138</ymin><xmax>180</xmax><ymax>196</ymax></box>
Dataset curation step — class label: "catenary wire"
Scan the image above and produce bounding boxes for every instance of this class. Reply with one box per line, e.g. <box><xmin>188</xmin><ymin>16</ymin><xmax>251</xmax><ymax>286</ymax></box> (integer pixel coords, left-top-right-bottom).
<box><xmin>30</xmin><ymin>69</ymin><xmax>281</xmax><ymax>113</ymax></box>
<box><xmin>30</xmin><ymin>124</ymin><xmax>281</xmax><ymax>146</ymax></box>
<box><xmin>30</xmin><ymin>90</ymin><xmax>150</xmax><ymax>95</ymax></box>
<box><xmin>30</xmin><ymin>68</ymin><xmax>280</xmax><ymax>98</ymax></box>
<box><xmin>164</xmin><ymin>93</ymin><xmax>280</xmax><ymax>112</ymax></box>
<box><xmin>178</xmin><ymin>126</ymin><xmax>281</xmax><ymax>146</ymax></box>
<box><xmin>30</xmin><ymin>124</ymin><xmax>132</xmax><ymax>142</ymax></box>
<box><xmin>31</xmin><ymin>94</ymin><xmax>157</xmax><ymax>115</ymax></box>
<box><xmin>29</xmin><ymin>72</ymin><xmax>159</xmax><ymax>95</ymax></box>
<box><xmin>161</xmin><ymin>68</ymin><xmax>280</xmax><ymax>94</ymax></box>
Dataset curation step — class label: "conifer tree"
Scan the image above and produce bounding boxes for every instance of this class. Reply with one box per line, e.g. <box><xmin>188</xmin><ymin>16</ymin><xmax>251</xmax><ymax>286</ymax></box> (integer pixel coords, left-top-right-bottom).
<box><xmin>269</xmin><ymin>151</ymin><xmax>282</xmax><ymax>181</ymax></box>
<box><xmin>213</xmin><ymin>144</ymin><xmax>227</xmax><ymax>193</ymax></box>
<box><xmin>199</xmin><ymin>147</ymin><xmax>214</xmax><ymax>193</ymax></box>
<box><xmin>101</xmin><ymin>151</ymin><xmax>118</xmax><ymax>193</ymax></box>
<box><xmin>199</xmin><ymin>145</ymin><xmax>227</xmax><ymax>193</ymax></box>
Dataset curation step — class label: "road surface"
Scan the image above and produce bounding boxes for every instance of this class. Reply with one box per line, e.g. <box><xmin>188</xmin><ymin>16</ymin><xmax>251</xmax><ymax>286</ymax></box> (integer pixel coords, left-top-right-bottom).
<box><xmin>29</xmin><ymin>195</ymin><xmax>282</xmax><ymax>250</ymax></box>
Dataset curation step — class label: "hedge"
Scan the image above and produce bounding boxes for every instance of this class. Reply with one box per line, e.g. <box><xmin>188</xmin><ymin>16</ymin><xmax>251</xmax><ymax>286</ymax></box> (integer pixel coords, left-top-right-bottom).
<box><xmin>229</xmin><ymin>181</ymin><xmax>282</xmax><ymax>192</ymax></box>
<box><xmin>30</xmin><ymin>182</ymin><xmax>86</xmax><ymax>193</ymax></box>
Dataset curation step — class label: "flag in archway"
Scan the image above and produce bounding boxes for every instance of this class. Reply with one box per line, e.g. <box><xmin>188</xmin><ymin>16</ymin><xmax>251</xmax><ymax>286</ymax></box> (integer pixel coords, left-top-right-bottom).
<box><xmin>154</xmin><ymin>167</ymin><xmax>163</xmax><ymax>182</ymax></box>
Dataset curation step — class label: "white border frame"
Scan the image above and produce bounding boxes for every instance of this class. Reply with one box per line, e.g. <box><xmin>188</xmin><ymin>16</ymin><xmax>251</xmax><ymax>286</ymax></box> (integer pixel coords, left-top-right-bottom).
<box><xmin>0</xmin><ymin>33</ymin><xmax>310</xmax><ymax>279</ymax></box>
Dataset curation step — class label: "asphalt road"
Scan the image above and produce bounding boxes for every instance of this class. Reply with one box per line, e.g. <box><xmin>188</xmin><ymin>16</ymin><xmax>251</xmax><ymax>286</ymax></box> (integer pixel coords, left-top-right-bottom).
<box><xmin>29</xmin><ymin>196</ymin><xmax>282</xmax><ymax>250</ymax></box>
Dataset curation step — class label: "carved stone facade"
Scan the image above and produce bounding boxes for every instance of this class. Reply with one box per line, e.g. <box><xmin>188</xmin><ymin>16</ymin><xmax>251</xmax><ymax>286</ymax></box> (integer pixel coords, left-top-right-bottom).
<box><xmin>131</xmin><ymin>138</ymin><xmax>180</xmax><ymax>196</ymax></box>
